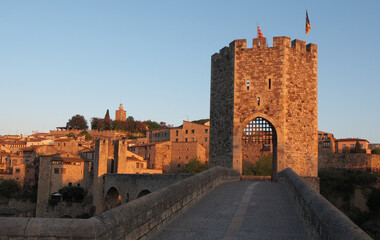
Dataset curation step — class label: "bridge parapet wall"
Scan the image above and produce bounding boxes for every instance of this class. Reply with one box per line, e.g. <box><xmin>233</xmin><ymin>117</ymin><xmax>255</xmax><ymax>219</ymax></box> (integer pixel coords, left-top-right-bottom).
<box><xmin>0</xmin><ymin>166</ymin><xmax>240</xmax><ymax>239</ymax></box>
<box><xmin>279</xmin><ymin>168</ymin><xmax>371</xmax><ymax>240</ymax></box>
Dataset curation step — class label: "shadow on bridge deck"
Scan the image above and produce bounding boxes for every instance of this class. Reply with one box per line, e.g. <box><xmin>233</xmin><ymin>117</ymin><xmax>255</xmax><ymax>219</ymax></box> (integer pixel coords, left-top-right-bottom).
<box><xmin>148</xmin><ymin>181</ymin><xmax>308</xmax><ymax>240</ymax></box>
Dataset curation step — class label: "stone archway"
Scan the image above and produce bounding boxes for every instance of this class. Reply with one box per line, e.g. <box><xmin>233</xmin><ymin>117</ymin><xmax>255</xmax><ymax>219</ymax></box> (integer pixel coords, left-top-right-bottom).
<box><xmin>136</xmin><ymin>189</ymin><xmax>151</xmax><ymax>199</ymax></box>
<box><xmin>104</xmin><ymin>187</ymin><xmax>121</xmax><ymax>211</ymax></box>
<box><xmin>241</xmin><ymin>117</ymin><xmax>278</xmax><ymax>181</ymax></box>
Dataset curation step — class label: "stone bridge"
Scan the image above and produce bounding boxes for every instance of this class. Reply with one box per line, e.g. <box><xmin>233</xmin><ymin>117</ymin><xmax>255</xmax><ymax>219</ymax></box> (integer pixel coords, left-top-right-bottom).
<box><xmin>0</xmin><ymin>167</ymin><xmax>371</xmax><ymax>239</ymax></box>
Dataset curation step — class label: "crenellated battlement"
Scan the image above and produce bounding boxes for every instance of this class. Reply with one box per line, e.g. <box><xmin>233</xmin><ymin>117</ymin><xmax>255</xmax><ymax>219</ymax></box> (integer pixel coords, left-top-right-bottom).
<box><xmin>212</xmin><ymin>36</ymin><xmax>317</xmax><ymax>59</ymax></box>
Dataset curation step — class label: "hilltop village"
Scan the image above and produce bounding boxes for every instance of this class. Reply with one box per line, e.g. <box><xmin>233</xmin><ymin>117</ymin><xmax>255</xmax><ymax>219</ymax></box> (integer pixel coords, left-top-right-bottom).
<box><xmin>0</xmin><ymin>103</ymin><xmax>379</xmax><ymax>218</ymax></box>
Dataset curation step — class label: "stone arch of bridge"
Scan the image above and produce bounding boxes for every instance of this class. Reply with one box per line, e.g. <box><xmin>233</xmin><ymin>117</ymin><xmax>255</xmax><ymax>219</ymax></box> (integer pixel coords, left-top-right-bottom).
<box><xmin>104</xmin><ymin>186</ymin><xmax>121</xmax><ymax>211</ymax></box>
<box><xmin>235</xmin><ymin>113</ymin><xmax>280</xmax><ymax>181</ymax></box>
<box><xmin>136</xmin><ymin>189</ymin><xmax>151</xmax><ymax>199</ymax></box>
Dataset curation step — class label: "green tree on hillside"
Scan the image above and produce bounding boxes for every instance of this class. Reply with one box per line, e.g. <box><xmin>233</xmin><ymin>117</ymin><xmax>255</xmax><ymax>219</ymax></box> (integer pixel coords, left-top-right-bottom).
<box><xmin>143</xmin><ymin>120</ymin><xmax>162</xmax><ymax>130</ymax></box>
<box><xmin>66</xmin><ymin>114</ymin><xmax>88</xmax><ymax>130</ymax></box>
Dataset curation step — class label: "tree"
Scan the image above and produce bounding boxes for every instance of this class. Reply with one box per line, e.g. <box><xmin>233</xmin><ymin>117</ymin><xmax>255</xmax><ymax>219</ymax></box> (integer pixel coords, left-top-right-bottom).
<box><xmin>143</xmin><ymin>120</ymin><xmax>161</xmax><ymax>130</ymax></box>
<box><xmin>183</xmin><ymin>159</ymin><xmax>209</xmax><ymax>173</ymax></box>
<box><xmin>79</xmin><ymin>131</ymin><xmax>93</xmax><ymax>140</ymax></box>
<box><xmin>371</xmin><ymin>148</ymin><xmax>380</xmax><ymax>155</ymax></box>
<box><xmin>350</xmin><ymin>141</ymin><xmax>366</xmax><ymax>154</ymax></box>
<box><xmin>91</xmin><ymin>117</ymin><xmax>104</xmax><ymax>130</ymax></box>
<box><xmin>192</xmin><ymin>119</ymin><xmax>210</xmax><ymax>125</ymax></box>
<box><xmin>104</xmin><ymin>109</ymin><xmax>112</xmax><ymax>130</ymax></box>
<box><xmin>59</xmin><ymin>186</ymin><xmax>85</xmax><ymax>202</ymax></box>
<box><xmin>66</xmin><ymin>133</ymin><xmax>75</xmax><ymax>138</ymax></box>
<box><xmin>242</xmin><ymin>155</ymin><xmax>272</xmax><ymax>176</ymax></box>
<box><xmin>253</xmin><ymin>155</ymin><xmax>272</xmax><ymax>175</ymax></box>
<box><xmin>0</xmin><ymin>179</ymin><xmax>19</xmax><ymax>198</ymax></box>
<box><xmin>66</xmin><ymin>114</ymin><xmax>88</xmax><ymax>130</ymax></box>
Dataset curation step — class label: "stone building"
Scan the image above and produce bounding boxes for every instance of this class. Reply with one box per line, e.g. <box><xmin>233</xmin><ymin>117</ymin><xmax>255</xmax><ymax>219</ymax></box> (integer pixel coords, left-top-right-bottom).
<box><xmin>129</xmin><ymin>121</ymin><xmax>210</xmax><ymax>173</ymax></box>
<box><xmin>36</xmin><ymin>152</ymin><xmax>92</xmax><ymax>217</ymax></box>
<box><xmin>0</xmin><ymin>148</ymin><xmax>38</xmax><ymax>187</ymax></box>
<box><xmin>335</xmin><ymin>138</ymin><xmax>371</xmax><ymax>154</ymax></box>
<box><xmin>318</xmin><ymin>131</ymin><xmax>336</xmax><ymax>153</ymax></box>
<box><xmin>210</xmin><ymin>37</ymin><xmax>318</xmax><ymax>179</ymax></box>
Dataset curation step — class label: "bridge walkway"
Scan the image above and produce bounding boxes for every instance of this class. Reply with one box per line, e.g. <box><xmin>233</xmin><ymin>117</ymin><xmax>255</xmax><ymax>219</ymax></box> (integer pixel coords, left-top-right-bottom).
<box><xmin>148</xmin><ymin>181</ymin><xmax>309</xmax><ymax>240</ymax></box>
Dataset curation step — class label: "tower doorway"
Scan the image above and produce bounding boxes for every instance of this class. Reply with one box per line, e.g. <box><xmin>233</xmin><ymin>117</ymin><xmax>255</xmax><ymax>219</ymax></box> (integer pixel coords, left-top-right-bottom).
<box><xmin>241</xmin><ymin>117</ymin><xmax>278</xmax><ymax>181</ymax></box>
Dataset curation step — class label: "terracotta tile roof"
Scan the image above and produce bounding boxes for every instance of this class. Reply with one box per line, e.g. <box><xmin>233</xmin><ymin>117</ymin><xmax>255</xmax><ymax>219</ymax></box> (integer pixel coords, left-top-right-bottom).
<box><xmin>335</xmin><ymin>138</ymin><xmax>369</xmax><ymax>143</ymax></box>
<box><xmin>54</xmin><ymin>138</ymin><xmax>75</xmax><ymax>142</ymax></box>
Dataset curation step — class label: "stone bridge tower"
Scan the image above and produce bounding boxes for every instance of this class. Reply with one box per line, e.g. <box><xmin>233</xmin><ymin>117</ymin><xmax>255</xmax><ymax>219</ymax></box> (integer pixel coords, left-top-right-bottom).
<box><xmin>209</xmin><ymin>37</ymin><xmax>318</xmax><ymax>179</ymax></box>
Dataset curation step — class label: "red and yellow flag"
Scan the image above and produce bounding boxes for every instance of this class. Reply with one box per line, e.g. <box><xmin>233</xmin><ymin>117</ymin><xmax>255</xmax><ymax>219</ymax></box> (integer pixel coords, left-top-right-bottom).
<box><xmin>305</xmin><ymin>10</ymin><xmax>311</xmax><ymax>34</ymax></box>
<box><xmin>257</xmin><ymin>25</ymin><xmax>264</xmax><ymax>38</ymax></box>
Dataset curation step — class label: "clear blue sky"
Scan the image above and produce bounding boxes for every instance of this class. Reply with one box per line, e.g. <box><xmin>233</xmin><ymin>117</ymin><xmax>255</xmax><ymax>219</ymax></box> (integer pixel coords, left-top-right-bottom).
<box><xmin>0</xmin><ymin>1</ymin><xmax>379</xmax><ymax>143</ymax></box>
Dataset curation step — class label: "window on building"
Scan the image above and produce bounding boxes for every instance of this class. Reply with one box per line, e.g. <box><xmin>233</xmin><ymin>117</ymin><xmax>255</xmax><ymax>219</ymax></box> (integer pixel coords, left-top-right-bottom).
<box><xmin>360</xmin><ymin>144</ymin><xmax>363</xmax><ymax>148</ymax></box>
<box><xmin>247</xmin><ymin>79</ymin><xmax>250</xmax><ymax>90</ymax></box>
<box><xmin>205</xmin><ymin>129</ymin><xmax>208</xmax><ymax>133</ymax></box>
<box><xmin>176</xmin><ymin>130</ymin><xmax>178</xmax><ymax>136</ymax></box>
<box><xmin>136</xmin><ymin>163</ymin><xmax>140</xmax><ymax>168</ymax></box>
<box><xmin>205</xmin><ymin>137</ymin><xmax>208</xmax><ymax>142</ymax></box>
<box><xmin>176</xmin><ymin>138</ymin><xmax>178</xmax><ymax>142</ymax></box>
<box><xmin>185</xmin><ymin>130</ymin><xmax>188</xmax><ymax>134</ymax></box>
<box><xmin>318</xmin><ymin>134</ymin><xmax>322</xmax><ymax>140</ymax></box>
<box><xmin>192</xmin><ymin>138</ymin><xmax>194</xmax><ymax>141</ymax></box>
<box><xmin>15</xmin><ymin>168</ymin><xmax>20</xmax><ymax>173</ymax></box>
<box><xmin>269</xmin><ymin>78</ymin><xmax>272</xmax><ymax>89</ymax></box>
<box><xmin>257</xmin><ymin>97</ymin><xmax>260</xmax><ymax>106</ymax></box>
<box><xmin>178</xmin><ymin>164</ymin><xmax>181</xmax><ymax>168</ymax></box>
<box><xmin>58</xmin><ymin>143</ymin><xmax>60</xmax><ymax>147</ymax></box>
<box><xmin>323</xmin><ymin>134</ymin><xmax>328</xmax><ymax>140</ymax></box>
<box><xmin>323</xmin><ymin>141</ymin><xmax>331</xmax><ymax>148</ymax></box>
<box><xmin>191</xmin><ymin>129</ymin><xmax>195</xmax><ymax>134</ymax></box>
<box><xmin>54</xmin><ymin>168</ymin><xmax>59</xmax><ymax>174</ymax></box>
<box><xmin>64</xmin><ymin>143</ymin><xmax>66</xmax><ymax>147</ymax></box>
<box><xmin>185</xmin><ymin>138</ymin><xmax>188</xmax><ymax>142</ymax></box>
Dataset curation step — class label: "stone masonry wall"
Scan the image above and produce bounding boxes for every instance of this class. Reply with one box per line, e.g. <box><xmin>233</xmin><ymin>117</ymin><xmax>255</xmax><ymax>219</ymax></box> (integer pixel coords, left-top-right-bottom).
<box><xmin>319</xmin><ymin>152</ymin><xmax>380</xmax><ymax>172</ymax></box>
<box><xmin>279</xmin><ymin>168</ymin><xmax>371</xmax><ymax>240</ymax></box>
<box><xmin>210</xmin><ymin>45</ymin><xmax>236</xmax><ymax>169</ymax></box>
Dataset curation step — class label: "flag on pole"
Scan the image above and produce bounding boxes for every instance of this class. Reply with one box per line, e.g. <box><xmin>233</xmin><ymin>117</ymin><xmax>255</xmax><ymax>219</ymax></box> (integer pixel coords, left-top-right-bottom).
<box><xmin>305</xmin><ymin>10</ymin><xmax>311</xmax><ymax>34</ymax></box>
<box><xmin>257</xmin><ymin>25</ymin><xmax>264</xmax><ymax>38</ymax></box>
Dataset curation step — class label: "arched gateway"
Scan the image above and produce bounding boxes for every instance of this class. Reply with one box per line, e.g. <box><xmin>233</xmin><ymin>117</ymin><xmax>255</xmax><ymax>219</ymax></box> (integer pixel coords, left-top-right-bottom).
<box><xmin>242</xmin><ymin>117</ymin><xmax>278</xmax><ymax>180</ymax></box>
<box><xmin>210</xmin><ymin>37</ymin><xmax>318</xmax><ymax>178</ymax></box>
